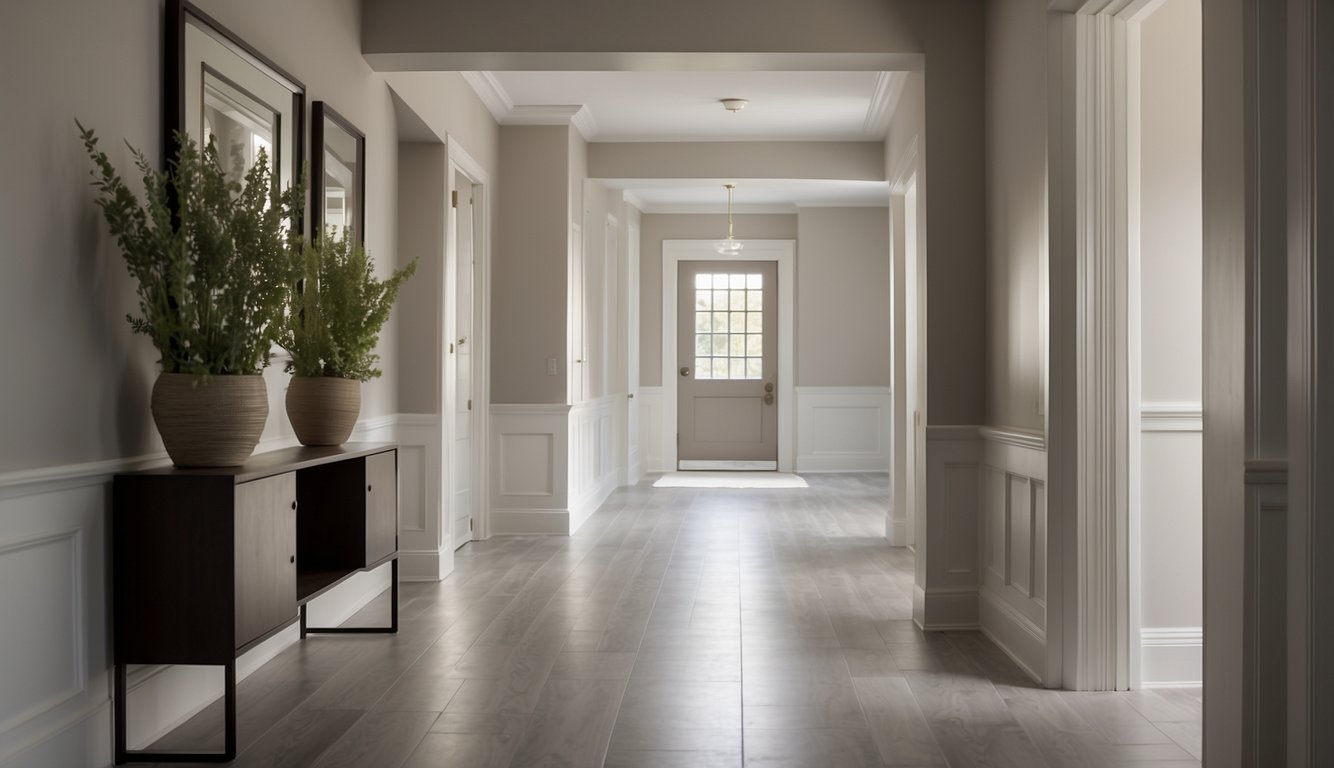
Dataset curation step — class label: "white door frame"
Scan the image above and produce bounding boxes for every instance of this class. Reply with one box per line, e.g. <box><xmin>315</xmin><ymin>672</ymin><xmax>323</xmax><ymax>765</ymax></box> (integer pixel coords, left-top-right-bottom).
<box><xmin>445</xmin><ymin>136</ymin><xmax>491</xmax><ymax>541</ymax></box>
<box><xmin>661</xmin><ymin>240</ymin><xmax>795</xmax><ymax>472</ymax></box>
<box><xmin>890</xmin><ymin>137</ymin><xmax>923</xmax><ymax>549</ymax></box>
<box><xmin>1050</xmin><ymin>0</ymin><xmax>1172</xmax><ymax>691</ymax></box>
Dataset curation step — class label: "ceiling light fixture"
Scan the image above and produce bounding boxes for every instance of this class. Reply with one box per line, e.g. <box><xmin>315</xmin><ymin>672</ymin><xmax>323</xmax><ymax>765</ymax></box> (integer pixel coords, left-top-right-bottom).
<box><xmin>720</xmin><ymin>98</ymin><xmax>749</xmax><ymax>114</ymax></box>
<box><xmin>716</xmin><ymin>184</ymin><xmax>744</xmax><ymax>255</ymax></box>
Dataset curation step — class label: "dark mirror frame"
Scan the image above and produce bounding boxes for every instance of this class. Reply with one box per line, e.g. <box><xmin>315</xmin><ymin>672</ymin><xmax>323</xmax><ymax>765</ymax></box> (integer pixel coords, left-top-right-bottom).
<box><xmin>311</xmin><ymin>102</ymin><xmax>366</xmax><ymax>247</ymax></box>
<box><xmin>164</xmin><ymin>0</ymin><xmax>306</xmax><ymax>232</ymax></box>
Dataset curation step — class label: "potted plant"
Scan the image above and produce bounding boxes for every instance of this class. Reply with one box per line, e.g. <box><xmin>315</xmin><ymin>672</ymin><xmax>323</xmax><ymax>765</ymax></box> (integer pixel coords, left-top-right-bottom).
<box><xmin>280</xmin><ymin>228</ymin><xmax>416</xmax><ymax>446</ymax></box>
<box><xmin>79</xmin><ymin>123</ymin><xmax>303</xmax><ymax>466</ymax></box>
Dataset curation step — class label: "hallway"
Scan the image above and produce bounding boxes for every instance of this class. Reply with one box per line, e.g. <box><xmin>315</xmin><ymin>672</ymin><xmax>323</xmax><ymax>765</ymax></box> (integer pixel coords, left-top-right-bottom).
<box><xmin>148</xmin><ymin>476</ymin><xmax>1201</xmax><ymax>767</ymax></box>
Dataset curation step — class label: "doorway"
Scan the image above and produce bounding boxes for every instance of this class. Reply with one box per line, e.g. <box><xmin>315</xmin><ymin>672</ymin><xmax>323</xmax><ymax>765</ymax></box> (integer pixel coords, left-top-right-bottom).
<box><xmin>452</xmin><ymin>169</ymin><xmax>476</xmax><ymax>548</ymax></box>
<box><xmin>445</xmin><ymin>142</ymin><xmax>489</xmax><ymax>549</ymax></box>
<box><xmin>676</xmin><ymin>260</ymin><xmax>778</xmax><ymax>470</ymax></box>
<box><xmin>660</xmin><ymin>240</ymin><xmax>795</xmax><ymax>472</ymax></box>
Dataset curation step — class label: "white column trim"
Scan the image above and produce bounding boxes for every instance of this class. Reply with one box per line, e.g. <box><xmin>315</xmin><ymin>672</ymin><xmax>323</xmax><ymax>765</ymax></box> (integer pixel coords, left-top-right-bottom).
<box><xmin>660</xmin><ymin>240</ymin><xmax>796</xmax><ymax>472</ymax></box>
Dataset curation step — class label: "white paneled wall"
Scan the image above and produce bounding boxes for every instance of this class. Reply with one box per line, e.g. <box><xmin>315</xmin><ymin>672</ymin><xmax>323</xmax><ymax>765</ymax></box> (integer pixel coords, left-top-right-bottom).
<box><xmin>915</xmin><ymin>426</ymin><xmax>983</xmax><ymax>630</ymax></box>
<box><xmin>489</xmin><ymin>397</ymin><xmax>619</xmax><ymax>536</ymax></box>
<box><xmin>795</xmin><ymin>387</ymin><xmax>893</xmax><ymax>473</ymax></box>
<box><xmin>978</xmin><ymin>426</ymin><xmax>1048</xmax><ymax>684</ymax></box>
<box><xmin>0</xmin><ymin>415</ymin><xmax>434</xmax><ymax>767</ymax></box>
<box><xmin>393</xmin><ymin>415</ymin><xmax>450</xmax><ymax>581</ymax></box>
<box><xmin>489</xmin><ymin>405</ymin><xmax>570</xmax><ymax>534</ymax></box>
<box><xmin>568</xmin><ymin>396</ymin><xmax>619</xmax><ymax>533</ymax></box>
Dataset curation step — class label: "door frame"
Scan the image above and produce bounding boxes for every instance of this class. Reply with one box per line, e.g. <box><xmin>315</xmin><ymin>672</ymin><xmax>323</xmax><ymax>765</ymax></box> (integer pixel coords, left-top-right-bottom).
<box><xmin>661</xmin><ymin>239</ymin><xmax>795</xmax><ymax>472</ymax></box>
<box><xmin>444</xmin><ymin>136</ymin><xmax>491</xmax><ymax>541</ymax></box>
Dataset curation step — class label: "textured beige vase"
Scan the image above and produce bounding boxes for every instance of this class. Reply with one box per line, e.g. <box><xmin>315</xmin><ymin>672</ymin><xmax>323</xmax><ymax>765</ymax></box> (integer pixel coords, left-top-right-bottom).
<box><xmin>286</xmin><ymin>376</ymin><xmax>361</xmax><ymax>446</ymax></box>
<box><xmin>151</xmin><ymin>372</ymin><xmax>268</xmax><ymax>467</ymax></box>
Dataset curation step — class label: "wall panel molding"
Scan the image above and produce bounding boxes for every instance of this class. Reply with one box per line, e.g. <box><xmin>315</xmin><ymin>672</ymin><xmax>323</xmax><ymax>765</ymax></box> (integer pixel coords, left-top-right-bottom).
<box><xmin>1139</xmin><ymin>402</ymin><xmax>1203</xmax><ymax>432</ymax></box>
<box><xmin>794</xmin><ymin>387</ymin><xmax>893</xmax><ymax>473</ymax></box>
<box><xmin>569</xmin><ymin>396</ymin><xmax>620</xmax><ymax>533</ymax></box>
<box><xmin>979</xmin><ymin>425</ymin><xmax>1050</xmax><ymax>684</ymax></box>
<box><xmin>1140</xmin><ymin>626</ymin><xmax>1203</xmax><ymax>687</ymax></box>
<box><xmin>916</xmin><ymin>426</ymin><xmax>983</xmax><ymax>630</ymax></box>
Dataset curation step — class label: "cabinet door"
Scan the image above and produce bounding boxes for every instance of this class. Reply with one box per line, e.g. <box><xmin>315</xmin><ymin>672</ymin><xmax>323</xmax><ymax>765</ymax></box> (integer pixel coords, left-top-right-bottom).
<box><xmin>235</xmin><ymin>473</ymin><xmax>297</xmax><ymax>649</ymax></box>
<box><xmin>365</xmin><ymin>451</ymin><xmax>397</xmax><ymax>564</ymax></box>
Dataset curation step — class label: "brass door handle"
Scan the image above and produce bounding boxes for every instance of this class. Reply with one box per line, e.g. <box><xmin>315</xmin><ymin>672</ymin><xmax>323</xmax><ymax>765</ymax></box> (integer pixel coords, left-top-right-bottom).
<box><xmin>764</xmin><ymin>393</ymin><xmax>774</xmax><ymax>405</ymax></box>
<box><xmin>680</xmin><ymin>366</ymin><xmax>691</xmax><ymax>377</ymax></box>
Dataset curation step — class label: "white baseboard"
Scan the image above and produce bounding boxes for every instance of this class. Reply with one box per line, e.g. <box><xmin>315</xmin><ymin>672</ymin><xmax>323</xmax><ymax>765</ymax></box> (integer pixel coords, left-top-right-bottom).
<box><xmin>979</xmin><ymin>586</ymin><xmax>1046</xmax><ymax>684</ymax></box>
<box><xmin>1140</xmin><ymin>627</ymin><xmax>1203</xmax><ymax>687</ymax></box>
<box><xmin>913</xmin><ymin>585</ymin><xmax>980</xmax><ymax>630</ymax></box>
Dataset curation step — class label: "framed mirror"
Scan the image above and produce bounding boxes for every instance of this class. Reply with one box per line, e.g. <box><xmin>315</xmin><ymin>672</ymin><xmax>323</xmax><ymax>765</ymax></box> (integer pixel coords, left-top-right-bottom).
<box><xmin>165</xmin><ymin>0</ymin><xmax>305</xmax><ymax>225</ymax></box>
<box><xmin>311</xmin><ymin>103</ymin><xmax>365</xmax><ymax>245</ymax></box>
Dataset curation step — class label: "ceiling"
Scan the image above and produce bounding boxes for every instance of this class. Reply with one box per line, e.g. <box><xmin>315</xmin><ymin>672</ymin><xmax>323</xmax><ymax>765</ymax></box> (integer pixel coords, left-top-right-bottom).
<box><xmin>463</xmin><ymin>70</ymin><xmax>901</xmax><ymax>210</ymax></box>
<box><xmin>611</xmin><ymin>179</ymin><xmax>888</xmax><ymax>213</ymax></box>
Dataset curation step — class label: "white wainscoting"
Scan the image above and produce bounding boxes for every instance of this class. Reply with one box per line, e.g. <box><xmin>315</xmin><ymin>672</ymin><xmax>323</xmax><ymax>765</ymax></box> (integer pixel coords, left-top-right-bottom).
<box><xmin>794</xmin><ymin>387</ymin><xmax>893</xmax><ymax>473</ymax></box>
<box><xmin>0</xmin><ymin>413</ymin><xmax>431</xmax><ymax>767</ymax></box>
<box><xmin>978</xmin><ymin>426</ymin><xmax>1048</xmax><ymax>685</ymax></box>
<box><xmin>489</xmin><ymin>399</ymin><xmax>620</xmax><ymax>536</ymax></box>
<box><xmin>390</xmin><ymin>414</ymin><xmax>450</xmax><ymax>582</ymax></box>
<box><xmin>637</xmin><ymin>386</ymin><xmax>666</xmax><ymax>474</ymax></box>
<box><xmin>489</xmin><ymin>404</ymin><xmax>571</xmax><ymax>535</ymax></box>
<box><xmin>569</xmin><ymin>396</ymin><xmax>620</xmax><ymax>534</ymax></box>
<box><xmin>914</xmin><ymin>426</ymin><xmax>983</xmax><ymax>631</ymax></box>
<box><xmin>1137</xmin><ymin>403</ymin><xmax>1203</xmax><ymax>687</ymax></box>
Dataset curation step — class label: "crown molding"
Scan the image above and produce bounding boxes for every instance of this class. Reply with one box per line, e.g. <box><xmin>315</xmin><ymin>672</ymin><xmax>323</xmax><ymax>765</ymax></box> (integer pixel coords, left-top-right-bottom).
<box><xmin>569</xmin><ymin>107</ymin><xmax>598</xmax><ymax>140</ymax></box>
<box><xmin>864</xmin><ymin>71</ymin><xmax>905</xmax><ymax>137</ymax></box>
<box><xmin>460</xmin><ymin>71</ymin><xmax>512</xmax><ymax>121</ymax></box>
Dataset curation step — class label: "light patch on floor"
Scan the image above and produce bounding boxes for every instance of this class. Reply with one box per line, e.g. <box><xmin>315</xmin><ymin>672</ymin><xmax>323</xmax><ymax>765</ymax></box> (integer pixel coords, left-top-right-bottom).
<box><xmin>651</xmin><ymin>472</ymin><xmax>809</xmax><ymax>489</ymax></box>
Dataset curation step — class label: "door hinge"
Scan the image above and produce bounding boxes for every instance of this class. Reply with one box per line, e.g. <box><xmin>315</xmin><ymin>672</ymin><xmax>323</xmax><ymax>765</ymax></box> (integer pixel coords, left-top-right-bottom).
<box><xmin>451</xmin><ymin>190</ymin><xmax>458</xmax><ymax>208</ymax></box>
<box><xmin>467</xmin><ymin>399</ymin><xmax>472</xmax><ymax>411</ymax></box>
<box><xmin>469</xmin><ymin>518</ymin><xmax>474</xmax><ymax>531</ymax></box>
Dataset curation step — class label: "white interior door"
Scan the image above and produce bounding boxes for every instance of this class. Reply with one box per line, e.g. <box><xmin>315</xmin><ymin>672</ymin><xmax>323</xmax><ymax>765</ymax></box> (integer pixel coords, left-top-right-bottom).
<box><xmin>677</xmin><ymin>260</ymin><xmax>778</xmax><ymax>469</ymax></box>
<box><xmin>569</xmin><ymin>222</ymin><xmax>586</xmax><ymax>403</ymax></box>
<box><xmin>626</xmin><ymin>221</ymin><xmax>641</xmax><ymax>476</ymax></box>
<box><xmin>453</xmin><ymin>171</ymin><xmax>474</xmax><ymax>549</ymax></box>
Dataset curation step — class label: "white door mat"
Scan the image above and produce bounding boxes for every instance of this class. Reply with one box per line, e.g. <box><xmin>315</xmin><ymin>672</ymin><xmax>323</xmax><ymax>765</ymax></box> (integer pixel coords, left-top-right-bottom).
<box><xmin>652</xmin><ymin>472</ymin><xmax>809</xmax><ymax>489</ymax></box>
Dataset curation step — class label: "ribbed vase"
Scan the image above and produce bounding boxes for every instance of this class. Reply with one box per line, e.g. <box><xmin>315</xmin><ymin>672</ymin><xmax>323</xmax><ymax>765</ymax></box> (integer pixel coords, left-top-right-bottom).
<box><xmin>285</xmin><ymin>376</ymin><xmax>361</xmax><ymax>446</ymax></box>
<box><xmin>150</xmin><ymin>372</ymin><xmax>268</xmax><ymax>467</ymax></box>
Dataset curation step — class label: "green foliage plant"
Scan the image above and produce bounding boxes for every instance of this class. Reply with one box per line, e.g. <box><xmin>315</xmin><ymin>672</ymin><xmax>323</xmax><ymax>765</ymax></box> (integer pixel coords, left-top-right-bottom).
<box><xmin>78</xmin><ymin>121</ymin><xmax>303</xmax><ymax>378</ymax></box>
<box><xmin>281</xmin><ymin>228</ymin><xmax>417</xmax><ymax>382</ymax></box>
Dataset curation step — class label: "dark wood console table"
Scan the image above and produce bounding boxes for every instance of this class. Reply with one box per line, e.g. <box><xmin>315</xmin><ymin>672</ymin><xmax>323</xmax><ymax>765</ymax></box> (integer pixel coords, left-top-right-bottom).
<box><xmin>111</xmin><ymin>443</ymin><xmax>399</xmax><ymax>764</ymax></box>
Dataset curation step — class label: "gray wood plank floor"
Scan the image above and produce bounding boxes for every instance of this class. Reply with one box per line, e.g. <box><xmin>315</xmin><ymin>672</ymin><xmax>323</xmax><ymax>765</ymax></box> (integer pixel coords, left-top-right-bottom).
<box><xmin>146</xmin><ymin>473</ymin><xmax>1201</xmax><ymax>767</ymax></box>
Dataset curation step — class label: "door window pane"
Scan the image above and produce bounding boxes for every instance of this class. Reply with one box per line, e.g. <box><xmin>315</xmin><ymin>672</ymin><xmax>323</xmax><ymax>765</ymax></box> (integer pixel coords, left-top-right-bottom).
<box><xmin>690</xmin><ymin>272</ymin><xmax>764</xmax><ymax>380</ymax></box>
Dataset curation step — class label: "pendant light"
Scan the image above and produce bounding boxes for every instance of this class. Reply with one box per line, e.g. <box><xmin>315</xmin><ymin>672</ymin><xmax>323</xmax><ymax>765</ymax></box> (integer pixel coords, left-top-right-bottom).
<box><xmin>715</xmin><ymin>183</ymin><xmax>744</xmax><ymax>254</ymax></box>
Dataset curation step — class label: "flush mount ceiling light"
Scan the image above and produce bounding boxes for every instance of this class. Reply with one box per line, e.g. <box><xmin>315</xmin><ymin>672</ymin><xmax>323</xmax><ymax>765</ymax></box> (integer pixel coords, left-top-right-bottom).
<box><xmin>715</xmin><ymin>183</ymin><xmax>744</xmax><ymax>255</ymax></box>
<box><xmin>720</xmin><ymin>98</ymin><xmax>749</xmax><ymax>113</ymax></box>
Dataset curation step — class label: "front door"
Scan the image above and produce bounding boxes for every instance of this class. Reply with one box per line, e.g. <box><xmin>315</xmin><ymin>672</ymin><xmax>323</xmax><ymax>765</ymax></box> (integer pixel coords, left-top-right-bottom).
<box><xmin>677</xmin><ymin>260</ymin><xmax>778</xmax><ymax>469</ymax></box>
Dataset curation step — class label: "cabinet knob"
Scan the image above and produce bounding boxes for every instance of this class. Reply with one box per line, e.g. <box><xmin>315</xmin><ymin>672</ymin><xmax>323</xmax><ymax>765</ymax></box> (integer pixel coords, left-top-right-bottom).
<box><xmin>367</xmin><ymin>485</ymin><xmax>373</xmax><ymax>492</ymax></box>
<box><xmin>291</xmin><ymin>501</ymin><xmax>297</xmax><ymax>510</ymax></box>
<box><xmin>289</xmin><ymin>555</ymin><xmax>295</xmax><ymax>564</ymax></box>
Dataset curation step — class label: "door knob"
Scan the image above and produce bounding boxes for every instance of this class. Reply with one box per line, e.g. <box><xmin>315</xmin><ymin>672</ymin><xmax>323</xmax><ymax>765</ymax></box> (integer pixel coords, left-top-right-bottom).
<box><xmin>764</xmin><ymin>382</ymin><xmax>774</xmax><ymax>393</ymax></box>
<box><xmin>680</xmin><ymin>366</ymin><xmax>691</xmax><ymax>377</ymax></box>
<box><xmin>764</xmin><ymin>393</ymin><xmax>774</xmax><ymax>405</ymax></box>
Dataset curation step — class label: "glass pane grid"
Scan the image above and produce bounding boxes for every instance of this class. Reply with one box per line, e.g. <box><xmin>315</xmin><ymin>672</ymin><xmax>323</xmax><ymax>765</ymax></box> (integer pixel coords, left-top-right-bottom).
<box><xmin>691</xmin><ymin>272</ymin><xmax>764</xmax><ymax>380</ymax></box>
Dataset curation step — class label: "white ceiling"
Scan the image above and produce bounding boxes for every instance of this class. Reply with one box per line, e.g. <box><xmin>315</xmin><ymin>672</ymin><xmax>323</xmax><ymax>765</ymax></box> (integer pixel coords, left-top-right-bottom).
<box><xmin>609</xmin><ymin>179</ymin><xmax>888</xmax><ymax>213</ymax></box>
<box><xmin>470</xmin><ymin>70</ymin><xmax>898</xmax><ymax>142</ymax></box>
<box><xmin>463</xmin><ymin>70</ymin><xmax>900</xmax><ymax>209</ymax></box>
